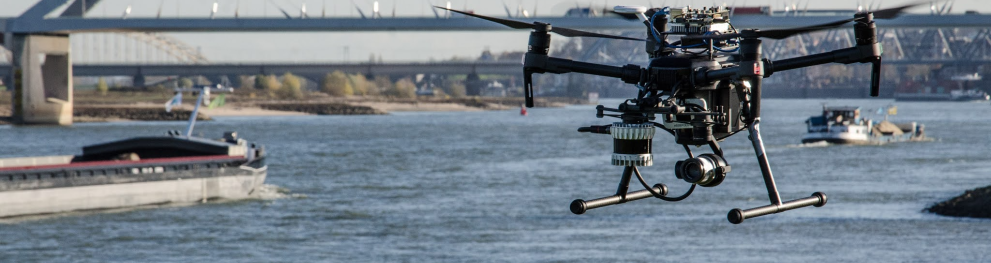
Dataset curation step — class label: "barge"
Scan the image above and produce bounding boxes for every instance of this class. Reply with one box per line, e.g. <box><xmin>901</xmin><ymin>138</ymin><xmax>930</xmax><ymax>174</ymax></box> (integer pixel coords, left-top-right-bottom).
<box><xmin>893</xmin><ymin>89</ymin><xmax>989</xmax><ymax>102</ymax></box>
<box><xmin>0</xmin><ymin>133</ymin><xmax>266</xmax><ymax>218</ymax></box>
<box><xmin>0</xmin><ymin>85</ymin><xmax>267</xmax><ymax>218</ymax></box>
<box><xmin>802</xmin><ymin>105</ymin><xmax>926</xmax><ymax>145</ymax></box>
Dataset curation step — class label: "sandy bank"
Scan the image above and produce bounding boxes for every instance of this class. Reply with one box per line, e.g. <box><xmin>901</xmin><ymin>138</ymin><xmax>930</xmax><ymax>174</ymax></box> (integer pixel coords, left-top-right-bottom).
<box><xmin>199</xmin><ymin>106</ymin><xmax>310</xmax><ymax>117</ymax></box>
<box><xmin>257</xmin><ymin>103</ymin><xmax>385</xmax><ymax>115</ymax></box>
<box><xmin>1</xmin><ymin>94</ymin><xmax>585</xmax><ymax>123</ymax></box>
<box><xmin>352</xmin><ymin>101</ymin><xmax>490</xmax><ymax>112</ymax></box>
<box><xmin>74</xmin><ymin>105</ymin><xmax>210</xmax><ymax>123</ymax></box>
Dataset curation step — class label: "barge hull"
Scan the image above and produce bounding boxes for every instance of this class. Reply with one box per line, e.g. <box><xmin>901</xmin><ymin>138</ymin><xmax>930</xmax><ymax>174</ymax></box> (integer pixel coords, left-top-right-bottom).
<box><xmin>0</xmin><ymin>167</ymin><xmax>265</xmax><ymax>218</ymax></box>
<box><xmin>801</xmin><ymin>138</ymin><xmax>871</xmax><ymax>145</ymax></box>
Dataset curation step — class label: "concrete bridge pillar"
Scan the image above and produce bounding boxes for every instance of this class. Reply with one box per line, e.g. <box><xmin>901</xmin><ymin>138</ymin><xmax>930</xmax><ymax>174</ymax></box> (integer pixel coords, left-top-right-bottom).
<box><xmin>132</xmin><ymin>74</ymin><xmax>146</xmax><ymax>88</ymax></box>
<box><xmin>465</xmin><ymin>72</ymin><xmax>482</xmax><ymax>96</ymax></box>
<box><xmin>8</xmin><ymin>34</ymin><xmax>73</xmax><ymax>125</ymax></box>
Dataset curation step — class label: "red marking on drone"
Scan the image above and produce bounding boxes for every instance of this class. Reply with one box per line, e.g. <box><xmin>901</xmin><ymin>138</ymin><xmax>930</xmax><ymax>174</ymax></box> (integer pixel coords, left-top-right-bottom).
<box><xmin>753</xmin><ymin>62</ymin><xmax>761</xmax><ymax>75</ymax></box>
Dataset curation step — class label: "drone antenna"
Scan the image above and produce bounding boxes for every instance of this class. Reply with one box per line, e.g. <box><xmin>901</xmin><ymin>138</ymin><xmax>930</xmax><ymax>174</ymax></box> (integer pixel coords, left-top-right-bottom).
<box><xmin>157</xmin><ymin>0</ymin><xmax>164</xmax><ymax>18</ymax></box>
<box><xmin>516</xmin><ymin>0</ymin><xmax>523</xmax><ymax>17</ymax></box>
<box><xmin>727</xmin><ymin>0</ymin><xmax>737</xmax><ymax>18</ymax></box>
<box><xmin>427</xmin><ymin>0</ymin><xmax>441</xmax><ymax>18</ymax></box>
<box><xmin>533</xmin><ymin>0</ymin><xmax>538</xmax><ymax>17</ymax></box>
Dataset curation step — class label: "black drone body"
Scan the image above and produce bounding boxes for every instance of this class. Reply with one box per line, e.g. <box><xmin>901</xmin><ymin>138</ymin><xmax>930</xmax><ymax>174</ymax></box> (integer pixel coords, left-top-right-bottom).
<box><xmin>438</xmin><ymin>4</ymin><xmax>911</xmax><ymax>224</ymax></box>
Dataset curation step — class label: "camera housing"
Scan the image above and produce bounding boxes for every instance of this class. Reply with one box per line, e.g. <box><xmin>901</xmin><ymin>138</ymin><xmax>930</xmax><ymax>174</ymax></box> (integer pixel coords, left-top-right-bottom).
<box><xmin>675</xmin><ymin>154</ymin><xmax>730</xmax><ymax>187</ymax></box>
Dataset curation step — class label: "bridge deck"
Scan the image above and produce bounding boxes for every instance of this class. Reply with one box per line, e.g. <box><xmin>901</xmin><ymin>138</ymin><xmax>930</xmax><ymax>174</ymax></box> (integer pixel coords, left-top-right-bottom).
<box><xmin>4</xmin><ymin>15</ymin><xmax>991</xmax><ymax>34</ymax></box>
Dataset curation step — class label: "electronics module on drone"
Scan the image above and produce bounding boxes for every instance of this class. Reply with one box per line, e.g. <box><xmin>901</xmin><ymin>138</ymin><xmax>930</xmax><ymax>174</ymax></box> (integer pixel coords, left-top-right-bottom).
<box><xmin>437</xmin><ymin>3</ymin><xmax>917</xmax><ymax>224</ymax></box>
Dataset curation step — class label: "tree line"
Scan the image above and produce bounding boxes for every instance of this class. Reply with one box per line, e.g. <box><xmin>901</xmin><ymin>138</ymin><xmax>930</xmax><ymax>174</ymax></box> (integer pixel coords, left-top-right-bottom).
<box><xmin>237</xmin><ymin>71</ymin><xmax>467</xmax><ymax>99</ymax></box>
<box><xmin>91</xmin><ymin>71</ymin><xmax>470</xmax><ymax>100</ymax></box>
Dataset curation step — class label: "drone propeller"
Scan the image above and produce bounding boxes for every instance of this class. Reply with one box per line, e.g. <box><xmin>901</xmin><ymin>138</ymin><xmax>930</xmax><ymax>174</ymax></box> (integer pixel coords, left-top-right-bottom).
<box><xmin>681</xmin><ymin>2</ymin><xmax>925</xmax><ymax>42</ymax></box>
<box><xmin>433</xmin><ymin>6</ymin><xmax>643</xmax><ymax>41</ymax></box>
<box><xmin>682</xmin><ymin>18</ymin><xmax>857</xmax><ymax>41</ymax></box>
<box><xmin>870</xmin><ymin>1</ymin><xmax>924</xmax><ymax>19</ymax></box>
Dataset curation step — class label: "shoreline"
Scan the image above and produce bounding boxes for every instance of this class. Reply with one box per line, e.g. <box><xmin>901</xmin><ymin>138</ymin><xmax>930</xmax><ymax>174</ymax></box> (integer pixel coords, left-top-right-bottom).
<box><xmin>0</xmin><ymin>96</ymin><xmax>575</xmax><ymax>124</ymax></box>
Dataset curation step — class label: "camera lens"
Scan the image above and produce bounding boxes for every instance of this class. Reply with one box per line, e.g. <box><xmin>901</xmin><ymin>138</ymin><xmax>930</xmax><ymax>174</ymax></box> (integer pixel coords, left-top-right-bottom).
<box><xmin>675</xmin><ymin>154</ymin><xmax>730</xmax><ymax>187</ymax></box>
<box><xmin>687</xmin><ymin>163</ymin><xmax>703</xmax><ymax>179</ymax></box>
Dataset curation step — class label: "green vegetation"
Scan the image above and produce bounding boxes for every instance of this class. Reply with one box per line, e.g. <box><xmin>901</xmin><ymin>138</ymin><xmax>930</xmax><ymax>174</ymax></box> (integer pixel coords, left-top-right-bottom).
<box><xmin>179</xmin><ymin>77</ymin><xmax>194</xmax><ymax>88</ymax></box>
<box><xmin>237</xmin><ymin>75</ymin><xmax>254</xmax><ymax>90</ymax></box>
<box><xmin>96</xmin><ymin>77</ymin><xmax>109</xmax><ymax>96</ymax></box>
<box><xmin>316</xmin><ymin>72</ymin><xmax>470</xmax><ymax>99</ymax></box>
<box><xmin>348</xmin><ymin>74</ymin><xmax>376</xmax><ymax>96</ymax></box>
<box><xmin>321</xmin><ymin>71</ymin><xmax>353</xmax><ymax>96</ymax></box>
<box><xmin>73</xmin><ymin>70</ymin><xmax>474</xmax><ymax>102</ymax></box>
<box><xmin>373</xmin><ymin>76</ymin><xmax>397</xmax><ymax>97</ymax></box>
<box><xmin>254</xmin><ymin>74</ymin><xmax>267</xmax><ymax>89</ymax></box>
<box><xmin>387</xmin><ymin>78</ymin><xmax>417</xmax><ymax>99</ymax></box>
<box><xmin>279</xmin><ymin>73</ymin><xmax>304</xmax><ymax>99</ymax></box>
<box><xmin>258</xmin><ymin>74</ymin><xmax>281</xmax><ymax>97</ymax></box>
<box><xmin>442</xmin><ymin>79</ymin><xmax>466</xmax><ymax>98</ymax></box>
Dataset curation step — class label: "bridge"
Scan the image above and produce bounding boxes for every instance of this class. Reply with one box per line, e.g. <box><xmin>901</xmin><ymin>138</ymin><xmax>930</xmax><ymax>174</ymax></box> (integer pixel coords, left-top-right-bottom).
<box><xmin>3</xmin><ymin>0</ymin><xmax>991</xmax><ymax>125</ymax></box>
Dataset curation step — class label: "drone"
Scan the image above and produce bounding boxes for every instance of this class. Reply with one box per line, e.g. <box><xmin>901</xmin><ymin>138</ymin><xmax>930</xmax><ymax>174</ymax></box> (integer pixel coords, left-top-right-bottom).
<box><xmin>436</xmin><ymin>3</ymin><xmax>918</xmax><ymax>224</ymax></box>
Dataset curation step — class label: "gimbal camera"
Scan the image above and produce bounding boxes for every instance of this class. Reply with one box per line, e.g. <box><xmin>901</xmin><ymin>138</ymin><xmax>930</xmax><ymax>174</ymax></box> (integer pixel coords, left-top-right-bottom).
<box><xmin>438</xmin><ymin>3</ymin><xmax>916</xmax><ymax>224</ymax></box>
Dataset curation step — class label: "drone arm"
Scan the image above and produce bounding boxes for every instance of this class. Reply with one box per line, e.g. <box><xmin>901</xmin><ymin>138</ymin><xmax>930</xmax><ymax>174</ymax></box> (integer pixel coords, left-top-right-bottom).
<box><xmin>694</xmin><ymin>67</ymin><xmax>738</xmax><ymax>84</ymax></box>
<box><xmin>523</xmin><ymin>53</ymin><xmax>644</xmax><ymax>107</ymax></box>
<box><xmin>764</xmin><ymin>43</ymin><xmax>882</xmax><ymax>74</ymax></box>
<box><xmin>525</xmin><ymin>54</ymin><xmax>643</xmax><ymax>83</ymax></box>
<box><xmin>695</xmin><ymin>43</ymin><xmax>882</xmax><ymax>85</ymax></box>
<box><xmin>766</xmin><ymin>42</ymin><xmax>883</xmax><ymax>96</ymax></box>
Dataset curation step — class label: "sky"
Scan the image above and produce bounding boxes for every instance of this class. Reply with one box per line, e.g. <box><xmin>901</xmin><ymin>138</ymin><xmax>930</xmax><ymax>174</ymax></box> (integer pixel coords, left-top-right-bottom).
<box><xmin>2</xmin><ymin>0</ymin><xmax>988</xmax><ymax>63</ymax></box>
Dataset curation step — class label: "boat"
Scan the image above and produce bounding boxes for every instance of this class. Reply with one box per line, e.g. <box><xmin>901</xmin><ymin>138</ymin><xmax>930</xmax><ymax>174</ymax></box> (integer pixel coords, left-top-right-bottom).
<box><xmin>894</xmin><ymin>73</ymin><xmax>989</xmax><ymax>102</ymax></box>
<box><xmin>0</xmin><ymin>85</ymin><xmax>267</xmax><ymax>218</ymax></box>
<box><xmin>802</xmin><ymin>105</ymin><xmax>926</xmax><ymax>145</ymax></box>
<box><xmin>893</xmin><ymin>89</ymin><xmax>990</xmax><ymax>102</ymax></box>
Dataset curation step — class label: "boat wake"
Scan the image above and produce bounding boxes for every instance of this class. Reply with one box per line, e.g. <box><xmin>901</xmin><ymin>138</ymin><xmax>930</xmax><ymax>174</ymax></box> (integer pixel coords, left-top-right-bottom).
<box><xmin>791</xmin><ymin>141</ymin><xmax>832</xmax><ymax>148</ymax></box>
<box><xmin>249</xmin><ymin>184</ymin><xmax>305</xmax><ymax>200</ymax></box>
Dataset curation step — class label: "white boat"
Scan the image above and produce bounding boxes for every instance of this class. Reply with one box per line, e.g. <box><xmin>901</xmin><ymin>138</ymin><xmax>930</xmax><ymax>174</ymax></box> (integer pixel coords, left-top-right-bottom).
<box><xmin>802</xmin><ymin>106</ymin><xmax>926</xmax><ymax>145</ymax></box>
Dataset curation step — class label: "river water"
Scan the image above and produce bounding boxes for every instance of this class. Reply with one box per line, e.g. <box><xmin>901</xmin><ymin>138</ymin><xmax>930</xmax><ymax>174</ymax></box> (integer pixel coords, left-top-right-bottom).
<box><xmin>2</xmin><ymin>99</ymin><xmax>990</xmax><ymax>262</ymax></box>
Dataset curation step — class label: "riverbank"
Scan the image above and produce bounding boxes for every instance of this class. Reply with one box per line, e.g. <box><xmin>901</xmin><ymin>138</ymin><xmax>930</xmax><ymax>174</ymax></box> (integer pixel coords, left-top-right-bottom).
<box><xmin>0</xmin><ymin>90</ymin><xmax>585</xmax><ymax>123</ymax></box>
<box><xmin>926</xmin><ymin>185</ymin><xmax>991</xmax><ymax>219</ymax></box>
<box><xmin>75</xmin><ymin>105</ymin><xmax>210</xmax><ymax>122</ymax></box>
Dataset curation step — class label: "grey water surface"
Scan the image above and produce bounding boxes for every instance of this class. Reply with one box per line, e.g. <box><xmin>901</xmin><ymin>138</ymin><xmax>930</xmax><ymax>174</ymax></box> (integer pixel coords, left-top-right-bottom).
<box><xmin>1</xmin><ymin>99</ymin><xmax>990</xmax><ymax>262</ymax></box>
